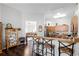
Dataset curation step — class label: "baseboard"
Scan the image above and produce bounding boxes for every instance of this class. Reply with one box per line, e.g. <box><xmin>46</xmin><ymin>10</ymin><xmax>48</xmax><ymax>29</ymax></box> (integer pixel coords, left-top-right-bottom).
<box><xmin>2</xmin><ymin>47</ymin><xmax>7</xmax><ymax>50</ymax></box>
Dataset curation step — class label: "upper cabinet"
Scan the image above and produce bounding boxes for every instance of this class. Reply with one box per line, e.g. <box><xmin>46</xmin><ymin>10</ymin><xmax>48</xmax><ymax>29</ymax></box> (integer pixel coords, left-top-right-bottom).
<box><xmin>47</xmin><ymin>24</ymin><xmax>68</xmax><ymax>32</ymax></box>
<box><xmin>45</xmin><ymin>24</ymin><xmax>69</xmax><ymax>37</ymax></box>
<box><xmin>71</xmin><ymin>16</ymin><xmax>78</xmax><ymax>36</ymax></box>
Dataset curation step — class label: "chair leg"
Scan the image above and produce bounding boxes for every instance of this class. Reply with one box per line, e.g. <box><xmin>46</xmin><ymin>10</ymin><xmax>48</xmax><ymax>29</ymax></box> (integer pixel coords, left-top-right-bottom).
<box><xmin>36</xmin><ymin>40</ymin><xmax>40</xmax><ymax>55</ymax></box>
<box><xmin>46</xmin><ymin>48</ymin><xmax>47</xmax><ymax>56</ymax></box>
<box><xmin>32</xmin><ymin>40</ymin><xmax>34</xmax><ymax>56</ymax></box>
<box><xmin>59</xmin><ymin>41</ymin><xmax>60</xmax><ymax>56</ymax></box>
<box><xmin>42</xmin><ymin>40</ymin><xmax>44</xmax><ymax>56</ymax></box>
<box><xmin>53</xmin><ymin>47</ymin><xmax>55</xmax><ymax>56</ymax></box>
<box><xmin>71</xmin><ymin>43</ymin><xmax>74</xmax><ymax>56</ymax></box>
<box><xmin>51</xmin><ymin>40</ymin><xmax>52</xmax><ymax>56</ymax></box>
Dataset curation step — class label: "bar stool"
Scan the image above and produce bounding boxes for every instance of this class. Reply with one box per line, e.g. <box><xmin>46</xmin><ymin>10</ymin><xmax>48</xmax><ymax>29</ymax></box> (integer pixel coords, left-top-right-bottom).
<box><xmin>32</xmin><ymin>36</ymin><xmax>44</xmax><ymax>56</ymax></box>
<box><xmin>58</xmin><ymin>41</ymin><xmax>74</xmax><ymax>56</ymax></box>
<box><xmin>43</xmin><ymin>39</ymin><xmax>55</xmax><ymax>56</ymax></box>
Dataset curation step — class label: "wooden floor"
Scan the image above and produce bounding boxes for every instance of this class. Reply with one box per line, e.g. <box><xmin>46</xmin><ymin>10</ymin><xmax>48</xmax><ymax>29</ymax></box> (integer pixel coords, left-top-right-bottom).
<box><xmin>0</xmin><ymin>44</ymin><xmax>32</xmax><ymax>56</ymax></box>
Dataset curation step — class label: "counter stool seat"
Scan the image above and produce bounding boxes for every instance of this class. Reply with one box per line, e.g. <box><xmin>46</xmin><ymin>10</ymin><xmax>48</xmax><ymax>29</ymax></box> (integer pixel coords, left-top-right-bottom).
<box><xmin>59</xmin><ymin>47</ymin><xmax>72</xmax><ymax>54</ymax></box>
<box><xmin>44</xmin><ymin>43</ymin><xmax>55</xmax><ymax>56</ymax></box>
<box><xmin>44</xmin><ymin>43</ymin><xmax>55</xmax><ymax>48</ymax></box>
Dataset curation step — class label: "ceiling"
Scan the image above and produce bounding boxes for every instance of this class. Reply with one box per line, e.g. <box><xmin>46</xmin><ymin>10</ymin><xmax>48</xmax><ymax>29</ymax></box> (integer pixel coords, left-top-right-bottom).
<box><xmin>3</xmin><ymin>3</ymin><xmax>77</xmax><ymax>17</ymax></box>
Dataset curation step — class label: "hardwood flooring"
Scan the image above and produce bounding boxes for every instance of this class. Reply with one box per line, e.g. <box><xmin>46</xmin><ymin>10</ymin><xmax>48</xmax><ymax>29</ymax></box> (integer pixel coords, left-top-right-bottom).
<box><xmin>0</xmin><ymin>44</ymin><xmax>32</xmax><ymax>56</ymax></box>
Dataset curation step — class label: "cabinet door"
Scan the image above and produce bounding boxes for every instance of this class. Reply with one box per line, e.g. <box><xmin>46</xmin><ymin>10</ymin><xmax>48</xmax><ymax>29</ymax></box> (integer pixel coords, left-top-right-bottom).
<box><xmin>5</xmin><ymin>29</ymin><xmax>18</xmax><ymax>48</ymax></box>
<box><xmin>71</xmin><ymin>16</ymin><xmax>78</xmax><ymax>35</ymax></box>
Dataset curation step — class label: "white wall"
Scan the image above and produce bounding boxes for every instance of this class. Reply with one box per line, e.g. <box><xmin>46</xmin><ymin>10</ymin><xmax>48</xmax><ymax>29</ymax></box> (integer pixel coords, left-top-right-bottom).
<box><xmin>1</xmin><ymin>4</ymin><xmax>23</xmax><ymax>48</ymax></box>
<box><xmin>22</xmin><ymin>13</ymin><xmax>44</xmax><ymax>35</ymax></box>
<box><xmin>0</xmin><ymin>5</ymin><xmax>1</xmax><ymax>22</ymax></box>
<box><xmin>78</xmin><ymin>5</ymin><xmax>79</xmax><ymax>37</ymax></box>
<box><xmin>0</xmin><ymin>4</ymin><xmax>2</xmax><ymax>19</ymax></box>
<box><xmin>0</xmin><ymin>4</ymin><xmax>1</xmax><ymax>17</ymax></box>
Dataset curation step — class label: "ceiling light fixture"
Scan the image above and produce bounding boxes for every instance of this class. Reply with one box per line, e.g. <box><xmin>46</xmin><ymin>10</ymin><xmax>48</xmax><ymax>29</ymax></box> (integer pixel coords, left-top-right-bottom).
<box><xmin>53</xmin><ymin>13</ymin><xmax>66</xmax><ymax>18</ymax></box>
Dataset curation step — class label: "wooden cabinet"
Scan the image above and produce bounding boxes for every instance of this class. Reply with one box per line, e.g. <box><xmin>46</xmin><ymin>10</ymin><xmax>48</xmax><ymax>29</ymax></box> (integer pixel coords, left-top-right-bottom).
<box><xmin>47</xmin><ymin>26</ymin><xmax>55</xmax><ymax>32</ymax></box>
<box><xmin>46</xmin><ymin>24</ymin><xmax>68</xmax><ymax>37</ymax></box>
<box><xmin>0</xmin><ymin>22</ymin><xmax>2</xmax><ymax>53</ymax></box>
<box><xmin>47</xmin><ymin>25</ymin><xmax>68</xmax><ymax>32</ymax></box>
<box><xmin>55</xmin><ymin>25</ymin><xmax>68</xmax><ymax>32</ymax></box>
<box><xmin>5</xmin><ymin>28</ymin><xmax>19</xmax><ymax>49</ymax></box>
<box><xmin>71</xmin><ymin>16</ymin><xmax>78</xmax><ymax>36</ymax></box>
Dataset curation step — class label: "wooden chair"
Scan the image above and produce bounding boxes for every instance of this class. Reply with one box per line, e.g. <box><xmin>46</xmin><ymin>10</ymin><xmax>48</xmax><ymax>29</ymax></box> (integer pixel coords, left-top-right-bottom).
<box><xmin>43</xmin><ymin>39</ymin><xmax>55</xmax><ymax>56</ymax></box>
<box><xmin>32</xmin><ymin>36</ymin><xmax>44</xmax><ymax>56</ymax></box>
<box><xmin>58</xmin><ymin>41</ymin><xmax>74</xmax><ymax>56</ymax></box>
<box><xmin>44</xmin><ymin>43</ymin><xmax>55</xmax><ymax>56</ymax></box>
